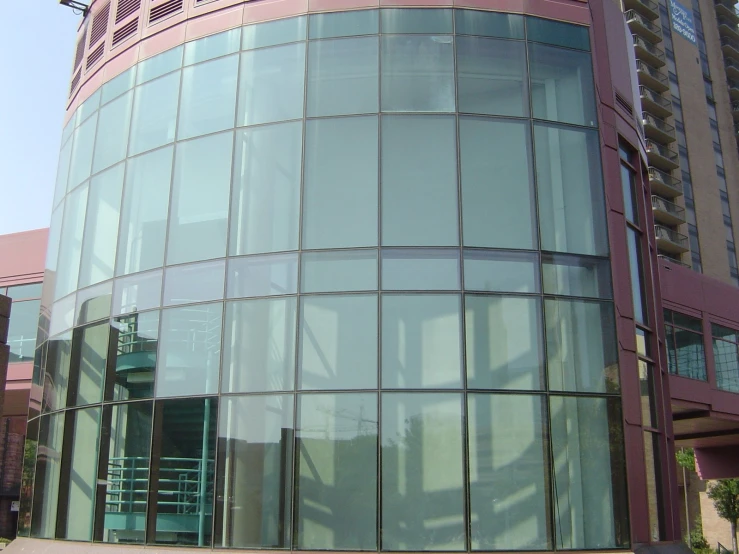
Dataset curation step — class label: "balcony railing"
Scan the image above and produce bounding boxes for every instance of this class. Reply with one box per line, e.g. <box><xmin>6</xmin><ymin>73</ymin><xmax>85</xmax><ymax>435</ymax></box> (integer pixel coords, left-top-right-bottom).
<box><xmin>725</xmin><ymin>56</ymin><xmax>739</xmax><ymax>78</ymax></box>
<box><xmin>624</xmin><ymin>0</ymin><xmax>661</xmax><ymax>19</ymax></box>
<box><xmin>633</xmin><ymin>34</ymin><xmax>666</xmax><ymax>66</ymax></box>
<box><xmin>655</xmin><ymin>224</ymin><xmax>689</xmax><ymax>253</ymax></box>
<box><xmin>646</xmin><ymin>139</ymin><xmax>680</xmax><ymax>170</ymax></box>
<box><xmin>639</xmin><ymin>85</ymin><xmax>673</xmax><ymax>117</ymax></box>
<box><xmin>722</xmin><ymin>36</ymin><xmax>739</xmax><ymax>56</ymax></box>
<box><xmin>643</xmin><ymin>111</ymin><xmax>676</xmax><ymax>142</ymax></box>
<box><xmin>636</xmin><ymin>59</ymin><xmax>669</xmax><ymax>92</ymax></box>
<box><xmin>648</xmin><ymin>166</ymin><xmax>683</xmax><ymax>197</ymax></box>
<box><xmin>715</xmin><ymin>0</ymin><xmax>739</xmax><ymax>15</ymax></box>
<box><xmin>718</xmin><ymin>16</ymin><xmax>739</xmax><ymax>39</ymax></box>
<box><xmin>652</xmin><ymin>195</ymin><xmax>686</xmax><ymax>224</ymax></box>
<box><xmin>627</xmin><ymin>9</ymin><xmax>663</xmax><ymax>43</ymax></box>
<box><xmin>658</xmin><ymin>254</ymin><xmax>691</xmax><ymax>268</ymax></box>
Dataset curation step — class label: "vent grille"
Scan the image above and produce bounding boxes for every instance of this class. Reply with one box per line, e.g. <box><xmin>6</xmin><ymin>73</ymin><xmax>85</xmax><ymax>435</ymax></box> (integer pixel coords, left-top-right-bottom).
<box><xmin>73</xmin><ymin>35</ymin><xmax>86</xmax><ymax>69</ymax></box>
<box><xmin>615</xmin><ymin>92</ymin><xmax>634</xmax><ymax>116</ymax></box>
<box><xmin>112</xmin><ymin>18</ymin><xmax>138</xmax><ymax>47</ymax></box>
<box><xmin>116</xmin><ymin>0</ymin><xmax>140</xmax><ymax>23</ymax></box>
<box><xmin>149</xmin><ymin>0</ymin><xmax>183</xmax><ymax>24</ymax></box>
<box><xmin>86</xmin><ymin>43</ymin><xmax>105</xmax><ymax>70</ymax></box>
<box><xmin>70</xmin><ymin>69</ymin><xmax>81</xmax><ymax>96</ymax></box>
<box><xmin>89</xmin><ymin>3</ymin><xmax>110</xmax><ymax>47</ymax></box>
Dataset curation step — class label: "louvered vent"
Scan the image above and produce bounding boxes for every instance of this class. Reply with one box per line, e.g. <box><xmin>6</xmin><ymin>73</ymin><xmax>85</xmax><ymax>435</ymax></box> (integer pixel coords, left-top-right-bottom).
<box><xmin>112</xmin><ymin>18</ymin><xmax>138</xmax><ymax>47</ymax></box>
<box><xmin>116</xmin><ymin>0</ymin><xmax>140</xmax><ymax>24</ymax></box>
<box><xmin>615</xmin><ymin>92</ymin><xmax>634</xmax><ymax>117</ymax></box>
<box><xmin>86</xmin><ymin>43</ymin><xmax>105</xmax><ymax>70</ymax></box>
<box><xmin>149</xmin><ymin>0</ymin><xmax>183</xmax><ymax>24</ymax></box>
<box><xmin>73</xmin><ymin>35</ymin><xmax>86</xmax><ymax>69</ymax></box>
<box><xmin>70</xmin><ymin>69</ymin><xmax>81</xmax><ymax>96</ymax></box>
<box><xmin>89</xmin><ymin>3</ymin><xmax>110</xmax><ymax>47</ymax></box>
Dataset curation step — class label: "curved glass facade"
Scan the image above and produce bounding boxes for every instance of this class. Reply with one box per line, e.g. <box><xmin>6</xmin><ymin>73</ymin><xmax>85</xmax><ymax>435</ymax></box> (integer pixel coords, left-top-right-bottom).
<box><xmin>23</xmin><ymin>8</ymin><xmax>629</xmax><ymax>551</ymax></box>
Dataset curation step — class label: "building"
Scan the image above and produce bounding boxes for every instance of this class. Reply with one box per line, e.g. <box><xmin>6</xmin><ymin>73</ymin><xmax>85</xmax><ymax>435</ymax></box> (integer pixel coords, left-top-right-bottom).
<box><xmin>7</xmin><ymin>0</ymin><xmax>739</xmax><ymax>552</ymax></box>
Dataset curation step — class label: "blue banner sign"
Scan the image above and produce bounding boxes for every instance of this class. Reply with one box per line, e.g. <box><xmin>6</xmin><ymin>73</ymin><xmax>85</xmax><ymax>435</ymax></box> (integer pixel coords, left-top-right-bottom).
<box><xmin>669</xmin><ymin>0</ymin><xmax>697</xmax><ymax>44</ymax></box>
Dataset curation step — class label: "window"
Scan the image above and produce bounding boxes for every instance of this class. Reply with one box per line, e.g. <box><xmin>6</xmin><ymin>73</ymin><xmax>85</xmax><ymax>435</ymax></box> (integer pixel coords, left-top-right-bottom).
<box><xmin>712</xmin><ymin>323</ymin><xmax>739</xmax><ymax>392</ymax></box>
<box><xmin>664</xmin><ymin>310</ymin><xmax>707</xmax><ymax>380</ymax></box>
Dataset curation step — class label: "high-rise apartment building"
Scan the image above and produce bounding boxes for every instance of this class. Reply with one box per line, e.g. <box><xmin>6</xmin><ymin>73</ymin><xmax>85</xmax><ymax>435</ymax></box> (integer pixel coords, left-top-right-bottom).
<box><xmin>8</xmin><ymin>0</ymin><xmax>739</xmax><ymax>552</ymax></box>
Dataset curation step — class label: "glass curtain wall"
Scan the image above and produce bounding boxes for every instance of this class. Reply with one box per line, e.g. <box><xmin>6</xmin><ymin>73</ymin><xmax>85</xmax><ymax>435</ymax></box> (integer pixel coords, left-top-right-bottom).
<box><xmin>23</xmin><ymin>8</ymin><xmax>629</xmax><ymax>552</ymax></box>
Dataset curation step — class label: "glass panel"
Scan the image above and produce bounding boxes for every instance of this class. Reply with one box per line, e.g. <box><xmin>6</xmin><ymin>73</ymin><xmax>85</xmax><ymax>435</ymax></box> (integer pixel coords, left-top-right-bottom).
<box><xmin>381</xmin><ymin>249</ymin><xmax>460</xmax><ymax>290</ymax></box>
<box><xmin>382</xmin><ymin>294</ymin><xmax>463</xmax><ymax>388</ymax></box>
<box><xmin>713</xmin><ymin>339</ymin><xmax>739</xmax><ymax>392</ymax></box>
<box><xmin>465</xmin><ymin>295</ymin><xmax>543</xmax><ymax>390</ymax></box>
<box><xmin>222</xmin><ymin>297</ymin><xmax>296</xmax><ymax>393</ymax></box>
<box><xmin>69</xmin><ymin>323</ymin><xmax>110</xmax><ymax>406</ymax></box>
<box><xmin>62</xmin><ymin>406</ymin><xmax>101</xmax><ymax>541</ymax></box>
<box><xmin>101</xmin><ymin>66</ymin><xmax>136</xmax><ymax>104</ymax></box>
<box><xmin>529</xmin><ymin>44</ymin><xmax>597</xmax><ymax>127</ymax></box>
<box><xmin>128</xmin><ymin>71</ymin><xmax>180</xmax><ymax>156</ymax></box>
<box><xmin>381</xmin><ymin>35</ymin><xmax>454</xmax><ymax>112</ymax></box>
<box><xmin>381</xmin><ymin>392</ymin><xmax>465</xmax><ymax>551</ymax></box>
<box><xmin>154</xmin><ymin>397</ymin><xmax>217</xmax><ymax>546</ymax></box>
<box><xmin>156</xmin><ymin>303</ymin><xmax>222</xmax><ymax>397</ymax></box>
<box><xmin>7</xmin><ymin>300</ymin><xmax>40</xmax><ymax>362</ymax></box>
<box><xmin>242</xmin><ymin>16</ymin><xmax>307</xmax><ymax>50</ymax></box>
<box><xmin>534</xmin><ymin>124</ymin><xmax>607</xmax><ymax>256</ymax></box>
<box><xmin>549</xmin><ymin>396</ymin><xmax>628</xmax><ymax>549</ymax></box>
<box><xmin>454</xmin><ymin>9</ymin><xmax>524</xmax><ymax>38</ymax></box>
<box><xmin>55</xmin><ymin>185</ymin><xmax>88</xmax><ymax>300</ymax></box>
<box><xmin>30</xmin><ymin>413</ymin><xmax>65</xmax><ymax>538</ymax></box>
<box><xmin>382</xmin><ymin>116</ymin><xmax>458</xmax><ymax>246</ymax></box>
<box><xmin>75</xmin><ymin>281</ymin><xmax>113</xmax><ymax>325</ymax></box>
<box><xmin>303</xmin><ymin>116</ymin><xmax>378</xmax><ymax>249</ymax></box>
<box><xmin>307</xmin><ymin>37</ymin><xmax>379</xmax><ymax>117</ymax></box>
<box><xmin>68</xmin><ymin>115</ymin><xmax>97</xmax><ymax>191</ymax></box>
<box><xmin>672</xmin><ymin>311</ymin><xmax>702</xmax><ymax>331</ymax></box>
<box><xmin>301</xmin><ymin>250</ymin><xmax>378</xmax><ymax>293</ymax></box>
<box><xmin>639</xmin><ymin>360</ymin><xmax>658</xmax><ymax>427</ymax></box>
<box><xmin>527</xmin><ymin>17</ymin><xmax>590</xmax><ymax>50</ymax></box>
<box><xmin>230</xmin><ymin>121</ymin><xmax>302</xmax><ymax>256</ymax></box>
<box><xmin>163</xmin><ymin>260</ymin><xmax>226</xmax><ymax>306</ymax></box>
<box><xmin>116</xmin><ymin>146</ymin><xmax>172</xmax><ymax>276</ymax></box>
<box><xmin>381</xmin><ymin>9</ymin><xmax>453</xmax><ymax>33</ymax></box>
<box><xmin>79</xmin><ymin>164</ymin><xmax>124</xmax><ymax>288</ymax></box>
<box><xmin>136</xmin><ymin>46</ymin><xmax>183</xmax><ymax>84</ymax></box>
<box><xmin>216</xmin><ymin>395</ymin><xmax>293</xmax><ymax>548</ymax></box>
<box><xmin>54</xmin><ymin>139</ymin><xmax>72</xmax><ymax>207</ymax></box>
<box><xmin>541</xmin><ymin>254</ymin><xmax>612</xmax><ymax>299</ymax></box>
<box><xmin>712</xmin><ymin>323</ymin><xmax>739</xmax><ymax>341</ymax></box>
<box><xmin>47</xmin><ymin>204</ymin><xmax>64</xmax><ymax>274</ymax></box>
<box><xmin>98</xmin><ymin>401</ymin><xmax>153</xmax><ymax>543</ymax></box>
<box><xmin>17</xmin><ymin>417</ymin><xmax>38</xmax><ymax>536</ymax></box>
<box><xmin>167</xmin><ymin>131</ymin><xmax>232</xmax><ymax>265</ymax></box>
<box><xmin>644</xmin><ymin>432</ymin><xmax>663</xmax><ymax>541</ymax></box>
<box><xmin>112</xmin><ymin>270</ymin><xmax>163</xmax><ymax>315</ymax></box>
<box><xmin>672</xmin><ymin>327</ymin><xmax>707</xmax><ymax>380</ymax></box>
<box><xmin>295</xmin><ymin>392</ymin><xmax>377</xmax><ymax>550</ymax></box>
<box><xmin>112</xmin><ymin>312</ymin><xmax>158</xmax><ymax>400</ymax></box>
<box><xmin>227</xmin><ymin>253</ymin><xmax>298</xmax><ymax>298</ymax></box>
<box><xmin>620</xmin><ymin>163</ymin><xmax>637</xmax><ymax>224</ymax></box>
<box><xmin>463</xmin><ymin>250</ymin><xmax>539</xmax><ymax>293</ymax></box>
<box><xmin>238</xmin><ymin>43</ymin><xmax>306</xmax><ymax>126</ymax></box>
<box><xmin>468</xmin><ymin>393</ymin><xmax>549</xmax><ymax>550</ymax></box>
<box><xmin>299</xmin><ymin>295</ymin><xmax>378</xmax><ymax>390</ymax></box>
<box><xmin>49</xmin><ymin>294</ymin><xmax>76</xmax><ymax>336</ymax></box>
<box><xmin>545</xmin><ymin>299</ymin><xmax>619</xmax><ymax>393</ymax></box>
<box><xmin>93</xmin><ymin>91</ymin><xmax>133</xmax><ymax>174</ymax></box>
<box><xmin>42</xmin><ymin>334</ymin><xmax>72</xmax><ymax>413</ymax></box>
<box><xmin>457</xmin><ymin>37</ymin><xmax>528</xmax><ymax>117</ymax></box>
<box><xmin>309</xmin><ymin>10</ymin><xmax>379</xmax><ymax>39</ymax></box>
<box><xmin>76</xmin><ymin>90</ymin><xmax>101</xmax><ymax>125</ymax></box>
<box><xmin>460</xmin><ymin>117</ymin><xmax>536</xmax><ymax>248</ymax></box>
<box><xmin>178</xmin><ymin>54</ymin><xmax>238</xmax><ymax>140</ymax></box>
<box><xmin>627</xmin><ymin>229</ymin><xmax>647</xmax><ymax>324</ymax></box>
<box><xmin>184</xmin><ymin>28</ymin><xmax>241</xmax><ymax>65</ymax></box>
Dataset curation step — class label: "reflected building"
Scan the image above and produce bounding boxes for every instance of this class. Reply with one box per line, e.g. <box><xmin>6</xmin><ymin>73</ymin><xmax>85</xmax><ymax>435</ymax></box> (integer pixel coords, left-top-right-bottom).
<box><xmin>12</xmin><ymin>0</ymin><xmax>739</xmax><ymax>553</ymax></box>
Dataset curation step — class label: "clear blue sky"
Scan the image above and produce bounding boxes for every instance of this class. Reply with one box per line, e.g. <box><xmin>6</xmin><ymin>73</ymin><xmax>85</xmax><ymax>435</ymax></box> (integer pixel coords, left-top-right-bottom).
<box><xmin>0</xmin><ymin>3</ymin><xmax>81</xmax><ymax>235</ymax></box>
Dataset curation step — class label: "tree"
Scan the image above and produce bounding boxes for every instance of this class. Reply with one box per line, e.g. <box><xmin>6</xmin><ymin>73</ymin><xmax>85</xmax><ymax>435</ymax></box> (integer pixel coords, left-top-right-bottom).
<box><xmin>707</xmin><ymin>479</ymin><xmax>739</xmax><ymax>554</ymax></box>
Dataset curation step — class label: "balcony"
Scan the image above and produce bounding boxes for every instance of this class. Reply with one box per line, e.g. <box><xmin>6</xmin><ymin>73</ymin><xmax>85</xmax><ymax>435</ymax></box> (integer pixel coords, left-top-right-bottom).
<box><xmin>633</xmin><ymin>34</ymin><xmax>667</xmax><ymax>67</ymax></box>
<box><xmin>733</xmin><ymin>102</ymin><xmax>739</xmax><ymax>121</ymax></box>
<box><xmin>655</xmin><ymin>225</ymin><xmax>689</xmax><ymax>254</ymax></box>
<box><xmin>636</xmin><ymin>59</ymin><xmax>669</xmax><ymax>92</ymax></box>
<box><xmin>729</xmin><ymin>78</ymin><xmax>739</xmax><ymax>101</ymax></box>
<box><xmin>722</xmin><ymin>37</ymin><xmax>739</xmax><ymax>59</ymax></box>
<box><xmin>643</xmin><ymin>111</ymin><xmax>677</xmax><ymax>142</ymax></box>
<box><xmin>646</xmin><ymin>139</ymin><xmax>680</xmax><ymax>171</ymax></box>
<box><xmin>639</xmin><ymin>85</ymin><xmax>673</xmax><ymax>118</ymax></box>
<box><xmin>725</xmin><ymin>56</ymin><xmax>739</xmax><ymax>80</ymax></box>
<box><xmin>625</xmin><ymin>0</ymin><xmax>661</xmax><ymax>19</ymax></box>
<box><xmin>648</xmin><ymin>166</ymin><xmax>683</xmax><ymax>197</ymax></box>
<box><xmin>652</xmin><ymin>195</ymin><xmax>687</xmax><ymax>225</ymax></box>
<box><xmin>658</xmin><ymin>253</ymin><xmax>691</xmax><ymax>268</ymax></box>
<box><xmin>718</xmin><ymin>16</ymin><xmax>739</xmax><ymax>40</ymax></box>
<box><xmin>627</xmin><ymin>10</ymin><xmax>663</xmax><ymax>43</ymax></box>
<box><xmin>715</xmin><ymin>0</ymin><xmax>739</xmax><ymax>21</ymax></box>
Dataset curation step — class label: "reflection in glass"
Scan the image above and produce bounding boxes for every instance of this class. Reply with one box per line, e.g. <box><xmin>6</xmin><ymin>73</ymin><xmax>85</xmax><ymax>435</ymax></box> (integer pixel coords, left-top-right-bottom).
<box><xmin>168</xmin><ymin>132</ymin><xmax>232</xmax><ymax>264</ymax></box>
<box><xmin>75</xmin><ymin>281</ymin><xmax>113</xmax><ymax>325</ymax></box>
<box><xmin>303</xmin><ymin>117</ymin><xmax>378</xmax><ymax>249</ymax></box>
<box><xmin>68</xmin><ymin>115</ymin><xmax>97</xmax><ymax>192</ymax></box>
<box><xmin>69</xmin><ymin>323</ymin><xmax>110</xmax><ymax>406</ymax></box>
<box><xmin>112</xmin><ymin>270</ymin><xmax>162</xmax><ymax>315</ymax></box>
<box><xmin>382</xmin><ymin>392</ymin><xmax>465</xmax><ymax>551</ymax></box>
<box><xmin>5</xmin><ymin>282</ymin><xmax>42</xmax><ymax>300</ymax></box>
<box><xmin>546</xmin><ymin>299</ymin><xmax>619</xmax><ymax>393</ymax></box>
<box><xmin>460</xmin><ymin>117</ymin><xmax>536</xmax><ymax>249</ymax></box>
<box><xmin>49</xmin><ymin>294</ymin><xmax>76</xmax><ymax>336</ymax></box>
<box><xmin>382</xmin><ymin>249</ymin><xmax>460</xmax><ymax>290</ymax></box>
<box><xmin>17</xmin><ymin>418</ymin><xmax>38</xmax><ymax>536</ymax></box>
<box><xmin>468</xmin><ymin>393</ymin><xmax>549</xmax><ymax>550</ymax></box>
<box><xmin>55</xmin><ymin>185</ymin><xmax>88</xmax><ymax>300</ymax></box>
<box><xmin>382</xmin><ymin>294</ymin><xmax>462</xmax><ymax>388</ymax></box>
<box><xmin>309</xmin><ymin>10</ymin><xmax>378</xmax><ymax>39</ymax></box>
<box><xmin>7</xmin><ymin>300</ymin><xmax>40</xmax><ymax>362</ymax></box>
<box><xmin>464</xmin><ymin>250</ymin><xmax>539</xmax><ymax>293</ymax></box>
<box><xmin>227</xmin><ymin>253</ymin><xmax>298</xmax><ymax>298</ymax></box>
<box><xmin>129</xmin><ymin>71</ymin><xmax>180</xmax><ymax>156</ymax></box>
<box><xmin>307</xmin><ymin>37</ymin><xmax>379</xmax><ymax>116</ymax></box>
<box><xmin>163</xmin><ymin>260</ymin><xmax>225</xmax><ymax>306</ymax></box>
<box><xmin>116</xmin><ymin>146</ymin><xmax>172</xmax><ymax>276</ymax></box>
<box><xmin>627</xmin><ymin>229</ymin><xmax>647</xmax><ymax>324</ymax></box>
<box><xmin>527</xmin><ymin>17</ymin><xmax>590</xmax><ymax>51</ymax></box>
<box><xmin>242</xmin><ymin>16</ymin><xmax>306</xmax><ymax>50</ymax></box>
<box><xmin>299</xmin><ymin>295</ymin><xmax>378</xmax><ymax>390</ymax></box>
<box><xmin>93</xmin><ymin>91</ymin><xmax>133</xmax><ymax>173</ymax></box>
<box><xmin>541</xmin><ymin>254</ymin><xmax>612</xmax><ymax>299</ymax></box>
<box><xmin>381</xmin><ymin>8</ymin><xmax>453</xmax><ymax>34</ymax></box>
<box><xmin>215</xmin><ymin>395</ymin><xmax>293</xmax><ymax>548</ymax></box>
<box><xmin>381</xmin><ymin>36</ymin><xmax>454</xmax><ymax>112</ymax></box>
<box><xmin>230</xmin><ymin>122</ymin><xmax>302</xmax><ymax>256</ymax></box>
<box><xmin>382</xmin><ymin>116</ymin><xmax>458</xmax><ymax>246</ymax></box>
<box><xmin>465</xmin><ymin>295</ymin><xmax>543</xmax><ymax>390</ymax></box>
<box><xmin>639</xmin><ymin>360</ymin><xmax>658</xmax><ymax>427</ymax></box>
<box><xmin>136</xmin><ymin>46</ymin><xmax>183</xmax><ymax>84</ymax></box>
<box><xmin>101</xmin><ymin>66</ymin><xmax>136</xmax><ymax>104</ymax></box>
<box><xmin>301</xmin><ymin>250</ymin><xmax>378</xmax><ymax>293</ymax></box>
<box><xmin>184</xmin><ymin>28</ymin><xmax>241</xmax><ymax>65</ymax></box>
<box><xmin>454</xmin><ymin>9</ymin><xmax>524</xmax><ymax>38</ymax></box>
<box><xmin>113</xmin><ymin>312</ymin><xmax>158</xmax><ymax>400</ymax></box>
<box><xmin>295</xmin><ymin>393</ymin><xmax>377</xmax><ymax>550</ymax></box>
<box><xmin>157</xmin><ymin>303</ymin><xmax>222</xmax><ymax>397</ymax></box>
<box><xmin>54</xmin><ymin>140</ymin><xmax>72</xmax><ymax>207</ymax></box>
<box><xmin>30</xmin><ymin>413</ymin><xmax>65</xmax><ymax>538</ymax></box>
<box><xmin>42</xmin><ymin>334</ymin><xmax>73</xmax><ymax>413</ymax></box>
<box><xmin>223</xmin><ymin>298</ymin><xmax>296</xmax><ymax>393</ymax></box>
